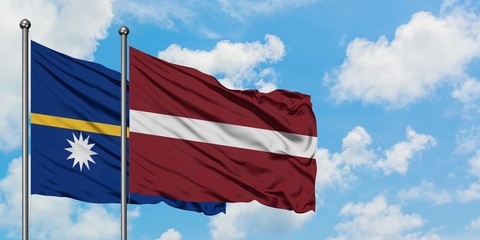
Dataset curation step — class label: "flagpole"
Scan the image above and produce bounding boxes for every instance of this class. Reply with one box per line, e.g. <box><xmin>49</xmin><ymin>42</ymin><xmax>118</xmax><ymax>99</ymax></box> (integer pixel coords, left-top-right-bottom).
<box><xmin>20</xmin><ymin>18</ymin><xmax>31</xmax><ymax>240</ymax></box>
<box><xmin>119</xmin><ymin>25</ymin><xmax>129</xmax><ymax>240</ymax></box>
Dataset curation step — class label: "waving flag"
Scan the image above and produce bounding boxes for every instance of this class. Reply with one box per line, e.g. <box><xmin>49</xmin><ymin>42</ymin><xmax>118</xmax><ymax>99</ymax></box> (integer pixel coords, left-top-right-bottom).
<box><xmin>30</xmin><ymin>41</ymin><xmax>225</xmax><ymax>215</ymax></box>
<box><xmin>129</xmin><ymin>47</ymin><xmax>317</xmax><ymax>213</ymax></box>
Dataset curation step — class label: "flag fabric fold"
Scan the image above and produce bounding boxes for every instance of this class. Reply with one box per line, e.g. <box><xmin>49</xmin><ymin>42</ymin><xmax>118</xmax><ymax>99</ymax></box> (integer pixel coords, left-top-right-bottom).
<box><xmin>129</xmin><ymin>47</ymin><xmax>317</xmax><ymax>213</ymax></box>
<box><xmin>30</xmin><ymin>41</ymin><xmax>225</xmax><ymax>215</ymax></box>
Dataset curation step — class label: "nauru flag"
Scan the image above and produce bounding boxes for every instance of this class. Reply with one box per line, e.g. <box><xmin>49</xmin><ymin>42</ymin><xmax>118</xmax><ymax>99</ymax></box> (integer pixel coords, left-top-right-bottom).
<box><xmin>129</xmin><ymin>47</ymin><xmax>317</xmax><ymax>213</ymax></box>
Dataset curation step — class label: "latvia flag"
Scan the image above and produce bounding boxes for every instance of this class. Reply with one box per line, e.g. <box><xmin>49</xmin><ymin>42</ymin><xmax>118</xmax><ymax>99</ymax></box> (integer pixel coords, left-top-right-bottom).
<box><xmin>129</xmin><ymin>47</ymin><xmax>317</xmax><ymax>213</ymax></box>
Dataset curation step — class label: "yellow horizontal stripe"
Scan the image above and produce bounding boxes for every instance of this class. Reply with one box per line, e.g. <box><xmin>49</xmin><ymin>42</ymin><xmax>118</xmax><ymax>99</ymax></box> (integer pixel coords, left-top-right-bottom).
<box><xmin>31</xmin><ymin>113</ymin><xmax>129</xmax><ymax>137</ymax></box>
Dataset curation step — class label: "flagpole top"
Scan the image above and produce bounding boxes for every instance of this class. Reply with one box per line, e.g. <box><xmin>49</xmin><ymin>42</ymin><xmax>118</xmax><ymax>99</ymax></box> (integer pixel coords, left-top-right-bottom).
<box><xmin>19</xmin><ymin>19</ymin><xmax>31</xmax><ymax>29</ymax></box>
<box><xmin>118</xmin><ymin>26</ymin><xmax>129</xmax><ymax>36</ymax></box>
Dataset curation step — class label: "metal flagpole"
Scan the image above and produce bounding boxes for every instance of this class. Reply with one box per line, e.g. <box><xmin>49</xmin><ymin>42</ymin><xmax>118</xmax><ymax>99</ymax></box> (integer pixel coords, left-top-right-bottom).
<box><xmin>119</xmin><ymin>25</ymin><xmax>129</xmax><ymax>240</ymax></box>
<box><xmin>20</xmin><ymin>19</ymin><xmax>31</xmax><ymax>240</ymax></box>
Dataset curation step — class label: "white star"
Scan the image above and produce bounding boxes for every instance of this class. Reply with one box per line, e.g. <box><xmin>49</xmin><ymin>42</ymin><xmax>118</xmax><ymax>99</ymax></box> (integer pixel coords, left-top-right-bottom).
<box><xmin>65</xmin><ymin>132</ymin><xmax>97</xmax><ymax>171</ymax></box>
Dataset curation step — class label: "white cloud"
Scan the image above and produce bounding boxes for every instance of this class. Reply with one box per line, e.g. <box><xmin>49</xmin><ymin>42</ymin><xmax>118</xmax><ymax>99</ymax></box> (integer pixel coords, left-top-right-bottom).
<box><xmin>440</xmin><ymin>0</ymin><xmax>460</xmax><ymax>13</ymax></box>
<box><xmin>452</xmin><ymin>78</ymin><xmax>480</xmax><ymax>111</ymax></box>
<box><xmin>403</xmin><ymin>232</ymin><xmax>442</xmax><ymax>240</ymax></box>
<box><xmin>456</xmin><ymin>147</ymin><xmax>480</xmax><ymax>202</ymax></box>
<box><xmin>209</xmin><ymin>201</ymin><xmax>314</xmax><ymax>240</ymax></box>
<box><xmin>468</xmin><ymin>150</ymin><xmax>480</xmax><ymax>177</ymax></box>
<box><xmin>328</xmin><ymin>196</ymin><xmax>430</xmax><ymax>240</ymax></box>
<box><xmin>315</xmin><ymin>126</ymin><xmax>375</xmax><ymax>190</ymax></box>
<box><xmin>375</xmin><ymin>127</ymin><xmax>436</xmax><ymax>175</ymax></box>
<box><xmin>217</xmin><ymin>0</ymin><xmax>319</xmax><ymax>21</ymax></box>
<box><xmin>457</xmin><ymin>182</ymin><xmax>480</xmax><ymax>202</ymax></box>
<box><xmin>254</xmin><ymin>68</ymin><xmax>279</xmax><ymax>93</ymax></box>
<box><xmin>126</xmin><ymin>206</ymin><xmax>141</xmax><ymax>232</ymax></box>
<box><xmin>455</xmin><ymin>125</ymin><xmax>480</xmax><ymax>154</ymax></box>
<box><xmin>465</xmin><ymin>217</ymin><xmax>480</xmax><ymax>233</ymax></box>
<box><xmin>326</xmin><ymin>7</ymin><xmax>480</xmax><ymax>108</ymax></box>
<box><xmin>315</xmin><ymin>148</ymin><xmax>353</xmax><ymax>190</ymax></box>
<box><xmin>158</xmin><ymin>34</ymin><xmax>285</xmax><ymax>91</ymax></box>
<box><xmin>7</xmin><ymin>0</ymin><xmax>114</xmax><ymax>60</ymax></box>
<box><xmin>0</xmin><ymin>157</ymin><xmax>120</xmax><ymax>239</ymax></box>
<box><xmin>155</xmin><ymin>228</ymin><xmax>182</xmax><ymax>240</ymax></box>
<box><xmin>41</xmin><ymin>203</ymin><xmax>119</xmax><ymax>240</ymax></box>
<box><xmin>0</xmin><ymin>157</ymin><xmax>23</xmax><ymax>231</ymax></box>
<box><xmin>316</xmin><ymin>126</ymin><xmax>435</xmax><ymax>190</ymax></box>
<box><xmin>397</xmin><ymin>180</ymin><xmax>452</xmax><ymax>205</ymax></box>
<box><xmin>128</xmin><ymin>206</ymin><xmax>140</xmax><ymax>219</ymax></box>
<box><xmin>339</xmin><ymin>126</ymin><xmax>376</xmax><ymax>167</ymax></box>
<box><xmin>0</xmin><ymin>0</ymin><xmax>115</xmax><ymax>151</ymax></box>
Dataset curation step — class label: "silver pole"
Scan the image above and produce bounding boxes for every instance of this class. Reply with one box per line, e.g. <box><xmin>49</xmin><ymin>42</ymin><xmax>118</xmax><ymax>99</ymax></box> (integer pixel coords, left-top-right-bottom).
<box><xmin>119</xmin><ymin>25</ymin><xmax>129</xmax><ymax>240</ymax></box>
<box><xmin>19</xmin><ymin>18</ymin><xmax>31</xmax><ymax>240</ymax></box>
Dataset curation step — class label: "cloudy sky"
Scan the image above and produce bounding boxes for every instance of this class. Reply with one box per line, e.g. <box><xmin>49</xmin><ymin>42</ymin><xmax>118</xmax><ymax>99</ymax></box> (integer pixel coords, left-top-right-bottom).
<box><xmin>1</xmin><ymin>0</ymin><xmax>480</xmax><ymax>239</ymax></box>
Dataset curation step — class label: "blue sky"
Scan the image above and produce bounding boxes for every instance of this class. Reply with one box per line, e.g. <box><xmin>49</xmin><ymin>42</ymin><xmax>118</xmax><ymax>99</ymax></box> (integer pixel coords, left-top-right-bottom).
<box><xmin>1</xmin><ymin>0</ymin><xmax>480</xmax><ymax>239</ymax></box>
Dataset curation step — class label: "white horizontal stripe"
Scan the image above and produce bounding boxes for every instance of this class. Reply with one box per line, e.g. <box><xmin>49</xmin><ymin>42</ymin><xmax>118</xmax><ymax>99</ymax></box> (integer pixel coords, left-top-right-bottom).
<box><xmin>130</xmin><ymin>110</ymin><xmax>317</xmax><ymax>159</ymax></box>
